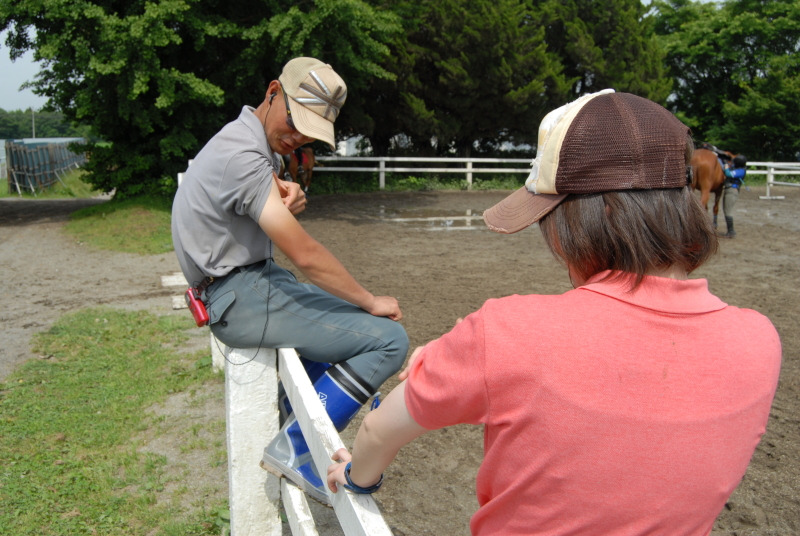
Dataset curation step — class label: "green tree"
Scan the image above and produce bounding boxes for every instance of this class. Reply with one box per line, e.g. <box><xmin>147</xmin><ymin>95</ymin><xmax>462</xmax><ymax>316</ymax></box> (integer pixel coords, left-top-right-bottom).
<box><xmin>717</xmin><ymin>54</ymin><xmax>800</xmax><ymax>161</ymax></box>
<box><xmin>363</xmin><ymin>0</ymin><xmax>568</xmax><ymax>156</ymax></box>
<box><xmin>653</xmin><ymin>0</ymin><xmax>800</xmax><ymax>160</ymax></box>
<box><xmin>359</xmin><ymin>0</ymin><xmax>670</xmax><ymax>157</ymax></box>
<box><xmin>1</xmin><ymin>0</ymin><xmax>399</xmax><ymax>198</ymax></box>
<box><xmin>262</xmin><ymin>0</ymin><xmax>403</xmax><ymax>154</ymax></box>
<box><xmin>0</xmin><ymin>108</ymin><xmax>90</xmax><ymax>139</ymax></box>
<box><xmin>0</xmin><ymin>108</ymin><xmax>29</xmax><ymax>139</ymax></box>
<box><xmin>538</xmin><ymin>0</ymin><xmax>672</xmax><ymax>102</ymax></box>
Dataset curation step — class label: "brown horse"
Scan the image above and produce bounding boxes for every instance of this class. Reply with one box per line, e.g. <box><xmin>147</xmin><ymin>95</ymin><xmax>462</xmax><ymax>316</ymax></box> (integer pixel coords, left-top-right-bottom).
<box><xmin>287</xmin><ymin>146</ymin><xmax>316</xmax><ymax>193</ymax></box>
<box><xmin>690</xmin><ymin>147</ymin><xmax>731</xmax><ymax>228</ymax></box>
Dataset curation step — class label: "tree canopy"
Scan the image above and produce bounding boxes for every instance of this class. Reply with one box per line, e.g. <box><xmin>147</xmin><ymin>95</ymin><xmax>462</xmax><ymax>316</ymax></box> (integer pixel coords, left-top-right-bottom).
<box><xmin>359</xmin><ymin>0</ymin><xmax>670</xmax><ymax>156</ymax></box>
<box><xmin>652</xmin><ymin>0</ymin><xmax>800</xmax><ymax>160</ymax></box>
<box><xmin>1</xmin><ymin>0</ymin><xmax>400</xmax><ymax>198</ymax></box>
<box><xmin>0</xmin><ymin>108</ymin><xmax>90</xmax><ymax>139</ymax></box>
<box><xmin>2</xmin><ymin>0</ymin><xmax>798</xmax><ymax>198</ymax></box>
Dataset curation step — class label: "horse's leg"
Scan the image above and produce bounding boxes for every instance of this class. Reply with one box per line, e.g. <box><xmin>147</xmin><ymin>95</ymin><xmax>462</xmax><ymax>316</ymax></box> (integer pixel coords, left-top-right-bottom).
<box><xmin>712</xmin><ymin>190</ymin><xmax>721</xmax><ymax>228</ymax></box>
<box><xmin>700</xmin><ymin>188</ymin><xmax>711</xmax><ymax>212</ymax></box>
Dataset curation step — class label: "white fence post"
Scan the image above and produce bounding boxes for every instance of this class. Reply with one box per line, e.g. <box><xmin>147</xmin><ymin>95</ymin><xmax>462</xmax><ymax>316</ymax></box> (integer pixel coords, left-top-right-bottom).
<box><xmin>224</xmin><ymin>344</ymin><xmax>282</xmax><ymax>536</ymax></box>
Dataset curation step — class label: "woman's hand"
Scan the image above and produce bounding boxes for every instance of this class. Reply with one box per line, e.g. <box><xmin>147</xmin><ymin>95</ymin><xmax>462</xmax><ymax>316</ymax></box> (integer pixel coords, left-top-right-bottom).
<box><xmin>398</xmin><ymin>345</ymin><xmax>424</xmax><ymax>381</ymax></box>
<box><xmin>327</xmin><ymin>448</ymin><xmax>352</xmax><ymax>493</ymax></box>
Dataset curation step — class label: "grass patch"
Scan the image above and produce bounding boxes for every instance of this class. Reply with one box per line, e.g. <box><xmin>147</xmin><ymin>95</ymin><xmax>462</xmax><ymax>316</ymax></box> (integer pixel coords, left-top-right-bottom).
<box><xmin>66</xmin><ymin>196</ymin><xmax>174</xmax><ymax>255</ymax></box>
<box><xmin>2</xmin><ymin>169</ymin><xmax>101</xmax><ymax>199</ymax></box>
<box><xmin>0</xmin><ymin>308</ymin><xmax>227</xmax><ymax>536</ymax></box>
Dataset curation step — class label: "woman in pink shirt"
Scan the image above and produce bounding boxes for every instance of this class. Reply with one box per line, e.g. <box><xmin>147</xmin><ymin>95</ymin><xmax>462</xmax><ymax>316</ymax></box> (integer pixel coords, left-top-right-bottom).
<box><xmin>326</xmin><ymin>91</ymin><xmax>781</xmax><ymax>536</ymax></box>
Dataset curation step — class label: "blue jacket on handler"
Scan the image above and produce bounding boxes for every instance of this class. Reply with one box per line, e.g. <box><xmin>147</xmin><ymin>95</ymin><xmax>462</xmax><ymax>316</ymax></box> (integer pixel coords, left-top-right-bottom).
<box><xmin>724</xmin><ymin>155</ymin><xmax>747</xmax><ymax>189</ymax></box>
<box><xmin>720</xmin><ymin>154</ymin><xmax>747</xmax><ymax>238</ymax></box>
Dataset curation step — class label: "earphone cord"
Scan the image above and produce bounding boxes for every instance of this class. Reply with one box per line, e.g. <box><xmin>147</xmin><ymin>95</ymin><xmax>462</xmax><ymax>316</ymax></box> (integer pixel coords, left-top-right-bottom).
<box><xmin>213</xmin><ymin>260</ymin><xmax>272</xmax><ymax>367</ymax></box>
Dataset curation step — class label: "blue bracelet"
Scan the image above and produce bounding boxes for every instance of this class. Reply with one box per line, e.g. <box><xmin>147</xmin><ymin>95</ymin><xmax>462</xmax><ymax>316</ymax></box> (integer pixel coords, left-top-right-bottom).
<box><xmin>343</xmin><ymin>462</ymin><xmax>383</xmax><ymax>494</ymax></box>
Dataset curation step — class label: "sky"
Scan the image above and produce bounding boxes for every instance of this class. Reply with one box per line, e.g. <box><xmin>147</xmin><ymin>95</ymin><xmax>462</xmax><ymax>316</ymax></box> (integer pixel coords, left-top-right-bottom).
<box><xmin>1</xmin><ymin>34</ymin><xmax>48</xmax><ymax>112</ymax></box>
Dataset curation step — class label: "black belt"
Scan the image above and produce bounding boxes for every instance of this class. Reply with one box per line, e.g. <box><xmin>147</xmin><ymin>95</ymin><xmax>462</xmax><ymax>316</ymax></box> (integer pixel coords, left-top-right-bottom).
<box><xmin>197</xmin><ymin>276</ymin><xmax>215</xmax><ymax>295</ymax></box>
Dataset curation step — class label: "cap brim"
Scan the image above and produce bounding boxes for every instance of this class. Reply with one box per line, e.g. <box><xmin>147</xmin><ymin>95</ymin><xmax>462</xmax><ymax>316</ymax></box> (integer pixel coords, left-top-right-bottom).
<box><xmin>483</xmin><ymin>186</ymin><xmax>567</xmax><ymax>234</ymax></box>
<box><xmin>289</xmin><ymin>96</ymin><xmax>336</xmax><ymax>150</ymax></box>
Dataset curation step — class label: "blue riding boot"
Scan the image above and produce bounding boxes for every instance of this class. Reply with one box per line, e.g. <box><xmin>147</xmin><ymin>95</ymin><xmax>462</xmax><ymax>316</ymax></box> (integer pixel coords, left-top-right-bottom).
<box><xmin>278</xmin><ymin>356</ymin><xmax>331</xmax><ymax>424</ymax></box>
<box><xmin>261</xmin><ymin>363</ymin><xmax>372</xmax><ymax>504</ymax></box>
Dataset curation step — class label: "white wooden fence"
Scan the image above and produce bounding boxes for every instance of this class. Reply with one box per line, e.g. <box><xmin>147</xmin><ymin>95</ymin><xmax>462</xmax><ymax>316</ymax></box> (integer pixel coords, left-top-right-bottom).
<box><xmin>181</xmin><ymin>156</ymin><xmax>800</xmax><ymax>196</ymax></box>
<box><xmin>217</xmin><ymin>341</ymin><xmax>392</xmax><ymax>536</ymax></box>
<box><xmin>314</xmin><ymin>156</ymin><xmax>531</xmax><ymax>189</ymax></box>
<box><xmin>179</xmin><ymin>156</ymin><xmax>532</xmax><ymax>191</ymax></box>
<box><xmin>162</xmin><ymin>272</ymin><xmax>391</xmax><ymax>535</ymax></box>
<box><xmin>746</xmin><ymin>161</ymin><xmax>800</xmax><ymax>199</ymax></box>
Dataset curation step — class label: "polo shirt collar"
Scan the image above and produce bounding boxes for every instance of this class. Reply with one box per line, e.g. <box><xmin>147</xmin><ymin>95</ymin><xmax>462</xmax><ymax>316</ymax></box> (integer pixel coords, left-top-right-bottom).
<box><xmin>579</xmin><ymin>270</ymin><xmax>727</xmax><ymax>314</ymax></box>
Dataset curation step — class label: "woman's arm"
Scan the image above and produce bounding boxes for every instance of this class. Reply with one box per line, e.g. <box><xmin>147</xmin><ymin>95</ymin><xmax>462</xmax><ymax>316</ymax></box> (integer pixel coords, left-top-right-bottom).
<box><xmin>327</xmin><ymin>381</ymin><xmax>428</xmax><ymax>492</ymax></box>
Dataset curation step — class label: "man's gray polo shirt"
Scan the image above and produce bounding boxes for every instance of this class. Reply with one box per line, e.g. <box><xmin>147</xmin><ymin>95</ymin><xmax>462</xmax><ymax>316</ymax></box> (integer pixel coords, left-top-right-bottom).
<box><xmin>172</xmin><ymin>106</ymin><xmax>281</xmax><ymax>286</ymax></box>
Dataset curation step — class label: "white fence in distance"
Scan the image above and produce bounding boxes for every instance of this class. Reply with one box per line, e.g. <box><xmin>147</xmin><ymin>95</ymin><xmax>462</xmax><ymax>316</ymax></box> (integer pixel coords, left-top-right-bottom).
<box><xmin>746</xmin><ymin>161</ymin><xmax>800</xmax><ymax>200</ymax></box>
<box><xmin>314</xmin><ymin>156</ymin><xmax>531</xmax><ymax>189</ymax></box>
<box><xmin>179</xmin><ymin>156</ymin><xmax>531</xmax><ymax>190</ymax></box>
<box><xmin>181</xmin><ymin>156</ymin><xmax>800</xmax><ymax>197</ymax></box>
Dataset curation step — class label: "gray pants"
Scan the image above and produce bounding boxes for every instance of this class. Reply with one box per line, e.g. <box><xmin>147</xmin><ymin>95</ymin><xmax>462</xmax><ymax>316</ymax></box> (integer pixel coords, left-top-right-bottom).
<box><xmin>204</xmin><ymin>259</ymin><xmax>409</xmax><ymax>391</ymax></box>
<box><xmin>723</xmin><ymin>185</ymin><xmax>739</xmax><ymax>234</ymax></box>
<box><xmin>723</xmin><ymin>185</ymin><xmax>739</xmax><ymax>219</ymax></box>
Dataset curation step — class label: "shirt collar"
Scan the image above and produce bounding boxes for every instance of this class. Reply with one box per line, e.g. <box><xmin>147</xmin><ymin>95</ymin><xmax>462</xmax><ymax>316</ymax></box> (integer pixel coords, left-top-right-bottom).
<box><xmin>578</xmin><ymin>270</ymin><xmax>727</xmax><ymax>314</ymax></box>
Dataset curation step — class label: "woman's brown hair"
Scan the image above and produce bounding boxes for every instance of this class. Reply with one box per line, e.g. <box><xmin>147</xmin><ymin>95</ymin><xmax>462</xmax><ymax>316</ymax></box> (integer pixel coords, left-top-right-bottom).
<box><xmin>538</xmin><ymin>132</ymin><xmax>717</xmax><ymax>290</ymax></box>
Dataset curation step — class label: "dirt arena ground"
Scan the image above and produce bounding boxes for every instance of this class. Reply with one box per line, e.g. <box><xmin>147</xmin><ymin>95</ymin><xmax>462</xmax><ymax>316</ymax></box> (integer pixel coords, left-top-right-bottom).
<box><xmin>1</xmin><ymin>184</ymin><xmax>798</xmax><ymax>535</ymax></box>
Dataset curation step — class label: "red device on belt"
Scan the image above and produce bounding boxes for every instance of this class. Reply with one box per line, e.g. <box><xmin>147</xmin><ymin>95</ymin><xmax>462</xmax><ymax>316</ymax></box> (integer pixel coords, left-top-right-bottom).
<box><xmin>185</xmin><ymin>287</ymin><xmax>210</xmax><ymax>327</ymax></box>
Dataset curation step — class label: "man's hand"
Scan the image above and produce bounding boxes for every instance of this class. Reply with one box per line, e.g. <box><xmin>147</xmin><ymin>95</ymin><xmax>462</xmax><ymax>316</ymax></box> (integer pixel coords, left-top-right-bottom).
<box><xmin>274</xmin><ymin>174</ymin><xmax>306</xmax><ymax>215</ymax></box>
<box><xmin>368</xmin><ymin>295</ymin><xmax>403</xmax><ymax>321</ymax></box>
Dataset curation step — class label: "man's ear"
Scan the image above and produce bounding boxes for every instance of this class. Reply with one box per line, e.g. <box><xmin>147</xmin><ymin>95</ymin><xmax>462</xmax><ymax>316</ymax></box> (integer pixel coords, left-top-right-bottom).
<box><xmin>266</xmin><ymin>80</ymin><xmax>281</xmax><ymax>98</ymax></box>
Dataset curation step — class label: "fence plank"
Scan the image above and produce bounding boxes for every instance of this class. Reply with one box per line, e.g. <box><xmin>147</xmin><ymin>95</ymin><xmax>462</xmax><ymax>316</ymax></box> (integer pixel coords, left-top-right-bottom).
<box><xmin>281</xmin><ymin>479</ymin><xmax>321</xmax><ymax>536</ymax></box>
<box><xmin>278</xmin><ymin>348</ymin><xmax>393</xmax><ymax>536</ymax></box>
<box><xmin>225</xmin><ymin>345</ymin><xmax>282</xmax><ymax>536</ymax></box>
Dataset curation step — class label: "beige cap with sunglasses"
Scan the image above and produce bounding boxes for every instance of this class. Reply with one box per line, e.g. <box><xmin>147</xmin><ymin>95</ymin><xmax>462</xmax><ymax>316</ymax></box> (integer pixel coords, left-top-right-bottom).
<box><xmin>279</xmin><ymin>57</ymin><xmax>347</xmax><ymax>150</ymax></box>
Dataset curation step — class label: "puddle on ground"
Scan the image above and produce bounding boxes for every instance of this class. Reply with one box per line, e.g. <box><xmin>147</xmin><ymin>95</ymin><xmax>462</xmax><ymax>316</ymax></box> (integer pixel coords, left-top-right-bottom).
<box><xmin>376</xmin><ymin>207</ymin><xmax>486</xmax><ymax>230</ymax></box>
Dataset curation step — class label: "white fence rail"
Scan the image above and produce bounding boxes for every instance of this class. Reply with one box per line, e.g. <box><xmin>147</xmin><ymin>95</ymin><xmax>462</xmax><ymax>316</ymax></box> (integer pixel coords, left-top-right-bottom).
<box><xmin>746</xmin><ymin>161</ymin><xmax>800</xmax><ymax>200</ymax></box>
<box><xmin>180</xmin><ymin>157</ymin><xmax>800</xmax><ymax>197</ymax></box>
<box><xmin>314</xmin><ymin>156</ymin><xmax>531</xmax><ymax>189</ymax></box>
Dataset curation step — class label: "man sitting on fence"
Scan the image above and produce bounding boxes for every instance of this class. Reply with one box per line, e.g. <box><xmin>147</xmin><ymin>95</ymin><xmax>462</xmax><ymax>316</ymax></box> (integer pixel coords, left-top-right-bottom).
<box><xmin>172</xmin><ymin>57</ymin><xmax>409</xmax><ymax>503</ymax></box>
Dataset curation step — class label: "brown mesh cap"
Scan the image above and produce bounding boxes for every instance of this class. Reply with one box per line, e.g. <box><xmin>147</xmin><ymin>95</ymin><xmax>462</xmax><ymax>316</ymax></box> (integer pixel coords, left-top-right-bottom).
<box><xmin>484</xmin><ymin>90</ymin><xmax>691</xmax><ymax>233</ymax></box>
